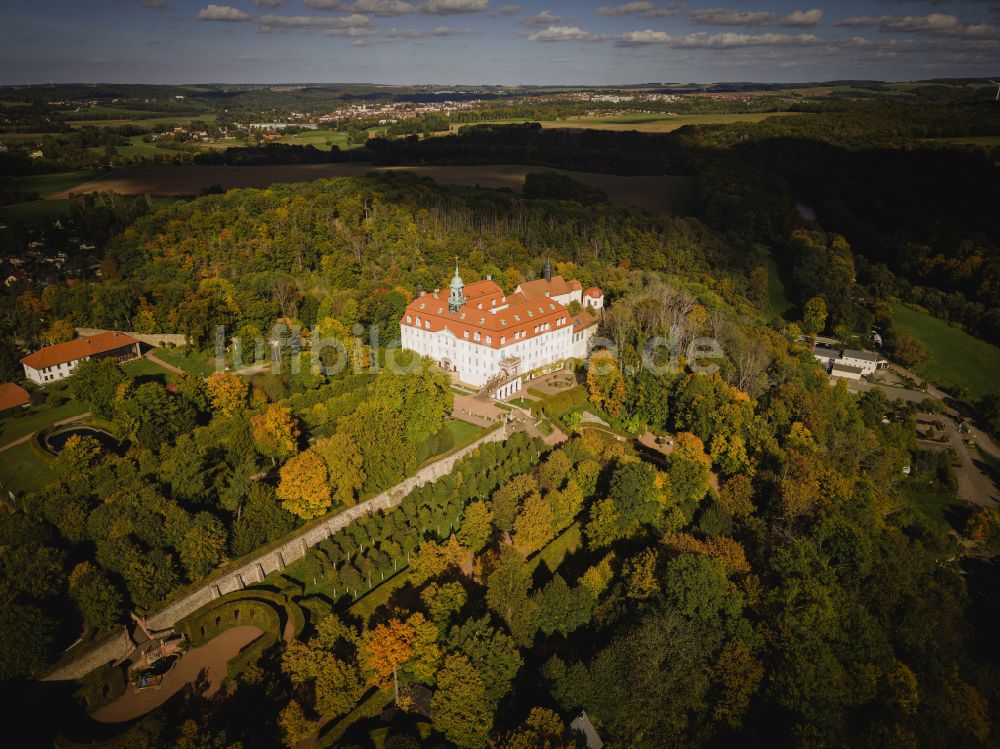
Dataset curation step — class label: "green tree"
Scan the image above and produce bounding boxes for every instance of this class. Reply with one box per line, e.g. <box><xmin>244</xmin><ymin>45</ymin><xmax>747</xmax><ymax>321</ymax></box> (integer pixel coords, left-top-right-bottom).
<box><xmin>372</xmin><ymin>350</ymin><xmax>454</xmax><ymax>444</ymax></box>
<box><xmin>431</xmin><ymin>652</ymin><xmax>493</xmax><ymax>749</ymax></box>
<box><xmin>180</xmin><ymin>512</ymin><xmax>227</xmax><ymax>580</ymax></box>
<box><xmin>68</xmin><ymin>561</ymin><xmax>123</xmax><ymax>630</ymax></box>
<box><xmin>802</xmin><ymin>295</ymin><xmax>828</xmax><ymax>335</ymax></box>
<box><xmin>68</xmin><ymin>358</ymin><xmax>127</xmax><ymax>418</ymax></box>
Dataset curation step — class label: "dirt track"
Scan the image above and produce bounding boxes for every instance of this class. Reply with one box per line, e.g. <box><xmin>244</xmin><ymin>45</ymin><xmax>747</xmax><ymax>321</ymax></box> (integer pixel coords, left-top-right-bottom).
<box><xmin>91</xmin><ymin>625</ymin><xmax>263</xmax><ymax>723</ymax></box>
<box><xmin>50</xmin><ymin>163</ymin><xmax>689</xmax><ymax>213</ymax></box>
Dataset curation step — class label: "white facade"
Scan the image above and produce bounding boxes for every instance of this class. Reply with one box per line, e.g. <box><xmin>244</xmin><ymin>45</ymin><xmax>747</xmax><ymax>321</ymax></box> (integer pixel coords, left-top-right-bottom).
<box><xmin>23</xmin><ymin>358</ymin><xmax>81</xmax><ymax>385</ymax></box>
<box><xmin>400</xmin><ymin>270</ymin><xmax>601</xmax><ymax>392</ymax></box>
<box><xmin>400</xmin><ymin>316</ymin><xmax>577</xmax><ymax>388</ymax></box>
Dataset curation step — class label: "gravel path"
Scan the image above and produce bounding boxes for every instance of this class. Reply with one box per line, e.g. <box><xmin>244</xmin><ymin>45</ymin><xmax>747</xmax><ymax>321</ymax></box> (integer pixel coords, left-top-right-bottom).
<box><xmin>91</xmin><ymin>625</ymin><xmax>263</xmax><ymax>724</ymax></box>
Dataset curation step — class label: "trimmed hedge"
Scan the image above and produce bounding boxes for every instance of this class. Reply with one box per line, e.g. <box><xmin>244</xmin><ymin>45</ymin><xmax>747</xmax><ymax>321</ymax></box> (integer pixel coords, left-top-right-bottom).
<box><xmin>175</xmin><ymin>589</ymin><xmax>306</xmax><ymax>680</ymax></box>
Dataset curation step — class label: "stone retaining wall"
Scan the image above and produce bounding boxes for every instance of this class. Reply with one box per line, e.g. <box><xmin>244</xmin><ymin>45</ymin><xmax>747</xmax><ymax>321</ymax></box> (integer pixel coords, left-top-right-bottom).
<box><xmin>44</xmin><ymin>424</ymin><xmax>508</xmax><ymax>681</ymax></box>
<box><xmin>75</xmin><ymin>328</ymin><xmax>187</xmax><ymax>348</ymax></box>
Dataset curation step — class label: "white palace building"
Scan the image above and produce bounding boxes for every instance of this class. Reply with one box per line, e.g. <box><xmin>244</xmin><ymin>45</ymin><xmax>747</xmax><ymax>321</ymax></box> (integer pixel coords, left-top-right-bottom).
<box><xmin>400</xmin><ymin>260</ymin><xmax>603</xmax><ymax>397</ymax></box>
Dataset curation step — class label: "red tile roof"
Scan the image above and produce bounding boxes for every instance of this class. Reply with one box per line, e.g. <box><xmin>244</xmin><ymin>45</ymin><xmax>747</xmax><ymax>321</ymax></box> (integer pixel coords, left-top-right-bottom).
<box><xmin>517</xmin><ymin>275</ymin><xmax>583</xmax><ymax>300</ymax></box>
<box><xmin>584</xmin><ymin>287</ymin><xmax>603</xmax><ymax>298</ymax></box>
<box><xmin>20</xmin><ymin>332</ymin><xmax>140</xmax><ymax>370</ymax></box>
<box><xmin>403</xmin><ymin>281</ymin><xmax>572</xmax><ymax>349</ymax></box>
<box><xmin>0</xmin><ymin>383</ymin><xmax>29</xmax><ymax>410</ymax></box>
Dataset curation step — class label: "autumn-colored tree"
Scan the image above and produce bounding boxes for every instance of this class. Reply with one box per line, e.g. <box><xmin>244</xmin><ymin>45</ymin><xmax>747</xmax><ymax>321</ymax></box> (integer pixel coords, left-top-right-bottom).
<box><xmin>205</xmin><ymin>371</ymin><xmax>248</xmax><ymax>417</ymax></box>
<box><xmin>624</xmin><ymin>548</ymin><xmax>660</xmax><ymax>600</ymax></box>
<box><xmin>512</xmin><ymin>493</ymin><xmax>555</xmax><ymax>556</ymax></box>
<box><xmin>710</xmin><ymin>638</ymin><xmax>764</xmax><ymax>729</ymax></box>
<box><xmin>406</xmin><ymin>612</ymin><xmax>442</xmax><ymax>684</ymax></box>
<box><xmin>313</xmin><ymin>433</ymin><xmax>365</xmax><ymax>506</ymax></box>
<box><xmin>458</xmin><ymin>500</ymin><xmax>494</xmax><ymax>552</ymax></box>
<box><xmin>667</xmin><ymin>432</ymin><xmax>712</xmax><ymax>505</ymax></box>
<box><xmin>586</xmin><ymin>349</ymin><xmax>627</xmax><ymax>418</ymax></box>
<box><xmin>718</xmin><ymin>474</ymin><xmax>755</xmax><ymax>519</ymax></box>
<box><xmin>490</xmin><ymin>474</ymin><xmax>538</xmax><ymax>533</ymax></box>
<box><xmin>278</xmin><ymin>699</ymin><xmax>316</xmax><ymax>747</ymax></box>
<box><xmin>44</xmin><ymin>318</ymin><xmax>75</xmax><ymax>345</ymax></box>
<box><xmin>408</xmin><ymin>537</ymin><xmax>466</xmax><ymax>585</ymax></box>
<box><xmin>802</xmin><ymin>295</ymin><xmax>828</xmax><ymax>335</ymax></box>
<box><xmin>277</xmin><ymin>449</ymin><xmax>331</xmax><ymax>519</ymax></box>
<box><xmin>360</xmin><ymin>617</ymin><xmax>415</xmax><ymax>702</ymax></box>
<box><xmin>250</xmin><ymin>404</ymin><xmax>300</xmax><ymax>465</ymax></box>
<box><xmin>502</xmin><ymin>707</ymin><xmax>575</xmax><ymax>749</ymax></box>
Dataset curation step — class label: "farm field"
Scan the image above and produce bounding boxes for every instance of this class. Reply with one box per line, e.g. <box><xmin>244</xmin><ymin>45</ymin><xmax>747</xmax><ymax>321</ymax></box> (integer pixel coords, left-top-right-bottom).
<box><xmin>9</xmin><ymin>169</ymin><xmax>104</xmax><ymax>197</ymax></box>
<box><xmin>890</xmin><ymin>302</ymin><xmax>1000</xmax><ymax>400</ymax></box>
<box><xmin>49</xmin><ymin>163</ymin><xmax>690</xmax><ymax>213</ymax></box>
<box><xmin>447</xmin><ymin>111</ymin><xmax>802</xmax><ymax>134</ymax></box>
<box><xmin>545</xmin><ymin>111</ymin><xmax>802</xmax><ymax>132</ymax></box>
<box><xmin>65</xmin><ymin>113</ymin><xmax>218</xmax><ymax>128</ymax></box>
<box><xmin>925</xmin><ymin>135</ymin><xmax>1000</xmax><ymax>147</ymax></box>
<box><xmin>277</xmin><ymin>128</ymin><xmax>352</xmax><ymax>151</ymax></box>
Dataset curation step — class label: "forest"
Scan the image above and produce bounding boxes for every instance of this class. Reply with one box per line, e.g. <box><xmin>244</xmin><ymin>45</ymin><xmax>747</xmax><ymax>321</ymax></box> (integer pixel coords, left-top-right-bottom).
<box><xmin>0</xmin><ymin>86</ymin><xmax>999</xmax><ymax>748</ymax></box>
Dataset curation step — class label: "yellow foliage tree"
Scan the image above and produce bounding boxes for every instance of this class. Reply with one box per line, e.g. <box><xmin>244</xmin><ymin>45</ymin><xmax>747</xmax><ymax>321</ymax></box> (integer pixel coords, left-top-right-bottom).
<box><xmin>276</xmin><ymin>449</ymin><xmax>331</xmax><ymax>519</ymax></box>
<box><xmin>206</xmin><ymin>372</ymin><xmax>249</xmax><ymax>417</ymax></box>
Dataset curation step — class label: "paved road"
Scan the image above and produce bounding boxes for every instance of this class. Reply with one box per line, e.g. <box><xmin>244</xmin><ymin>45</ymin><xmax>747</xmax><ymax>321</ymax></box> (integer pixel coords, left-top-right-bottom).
<box><xmin>843</xmin><ymin>365</ymin><xmax>998</xmax><ymax>507</ymax></box>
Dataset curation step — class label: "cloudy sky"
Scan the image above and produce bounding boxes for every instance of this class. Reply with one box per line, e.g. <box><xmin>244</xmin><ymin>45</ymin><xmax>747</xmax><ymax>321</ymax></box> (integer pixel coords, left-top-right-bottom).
<box><xmin>2</xmin><ymin>0</ymin><xmax>998</xmax><ymax>85</ymax></box>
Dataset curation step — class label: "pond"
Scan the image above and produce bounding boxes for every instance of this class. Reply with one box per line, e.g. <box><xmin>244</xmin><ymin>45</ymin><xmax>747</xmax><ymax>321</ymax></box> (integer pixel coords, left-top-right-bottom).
<box><xmin>44</xmin><ymin>426</ymin><xmax>119</xmax><ymax>455</ymax></box>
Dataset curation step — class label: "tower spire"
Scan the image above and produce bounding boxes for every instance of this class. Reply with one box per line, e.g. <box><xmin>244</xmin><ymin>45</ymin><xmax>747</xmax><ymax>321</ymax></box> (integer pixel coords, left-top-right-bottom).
<box><xmin>448</xmin><ymin>257</ymin><xmax>466</xmax><ymax>312</ymax></box>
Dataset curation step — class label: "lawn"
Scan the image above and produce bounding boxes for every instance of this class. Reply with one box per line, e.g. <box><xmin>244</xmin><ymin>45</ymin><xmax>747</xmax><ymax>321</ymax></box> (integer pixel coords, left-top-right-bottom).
<box><xmin>890</xmin><ymin>302</ymin><xmax>1000</xmax><ymax>400</ymax></box>
<box><xmin>765</xmin><ymin>249</ymin><xmax>794</xmax><ymax>320</ymax></box>
<box><xmin>0</xmin><ymin>440</ymin><xmax>56</xmax><ymax>496</ymax></box>
<box><xmin>901</xmin><ymin>487</ymin><xmax>963</xmax><ymax>529</ymax></box>
<box><xmin>152</xmin><ymin>347</ymin><xmax>217</xmax><ymax>377</ymax></box>
<box><xmin>0</xmin><ymin>398</ymin><xmax>89</xmax><ymax>446</ymax></box>
<box><xmin>122</xmin><ymin>356</ymin><xmax>178</xmax><ymax>385</ymax></box>
<box><xmin>446</xmin><ymin>419</ymin><xmax>486</xmax><ymax>451</ymax></box>
<box><xmin>528</xmin><ymin>521</ymin><xmax>582</xmax><ymax>575</ymax></box>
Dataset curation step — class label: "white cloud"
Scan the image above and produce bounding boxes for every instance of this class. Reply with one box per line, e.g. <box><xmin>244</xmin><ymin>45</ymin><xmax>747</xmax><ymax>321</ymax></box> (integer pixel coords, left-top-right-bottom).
<box><xmin>835</xmin><ymin>16</ymin><xmax>879</xmax><ymax>28</ymax></box>
<box><xmin>641</xmin><ymin>3</ymin><xmax>688</xmax><ymax>18</ymax></box>
<box><xmin>520</xmin><ymin>10</ymin><xmax>561</xmax><ymax>27</ymax></box>
<box><xmin>257</xmin><ymin>13</ymin><xmax>372</xmax><ymax>29</ymax></box>
<box><xmin>781</xmin><ymin>9</ymin><xmax>822</xmax><ymax>28</ymax></box>
<box><xmin>325</xmin><ymin>26</ymin><xmax>378</xmax><ymax>36</ymax></box>
<box><xmin>352</xmin><ymin>0</ymin><xmax>414</xmax><ymax>14</ymax></box>
<box><xmin>836</xmin><ymin>12</ymin><xmax>997</xmax><ymax>37</ymax></box>
<box><xmin>670</xmin><ymin>31</ymin><xmax>820</xmax><ymax>47</ymax></box>
<box><xmin>614</xmin><ymin>28</ymin><xmax>672</xmax><ymax>45</ymax></box>
<box><xmin>418</xmin><ymin>0</ymin><xmax>488</xmax><ymax>14</ymax></box>
<box><xmin>489</xmin><ymin>4</ymin><xmax>521</xmax><ymax>17</ymax></box>
<box><xmin>525</xmin><ymin>25</ymin><xmax>607</xmax><ymax>42</ymax></box>
<box><xmin>197</xmin><ymin>4</ymin><xmax>252</xmax><ymax>21</ymax></box>
<box><xmin>397</xmin><ymin>24</ymin><xmax>476</xmax><ymax>35</ymax></box>
<box><xmin>596</xmin><ymin>1</ymin><xmax>654</xmax><ymax>16</ymax></box>
<box><xmin>688</xmin><ymin>8</ymin><xmax>778</xmax><ymax>26</ymax></box>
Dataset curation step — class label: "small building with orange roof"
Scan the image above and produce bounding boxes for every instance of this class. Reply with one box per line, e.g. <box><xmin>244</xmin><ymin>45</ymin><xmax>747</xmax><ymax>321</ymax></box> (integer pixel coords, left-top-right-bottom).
<box><xmin>20</xmin><ymin>332</ymin><xmax>141</xmax><ymax>385</ymax></box>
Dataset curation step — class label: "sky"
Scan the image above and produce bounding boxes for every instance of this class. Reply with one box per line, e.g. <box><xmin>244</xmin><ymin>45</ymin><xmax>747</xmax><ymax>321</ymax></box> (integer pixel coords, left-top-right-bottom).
<box><xmin>1</xmin><ymin>0</ymin><xmax>998</xmax><ymax>85</ymax></box>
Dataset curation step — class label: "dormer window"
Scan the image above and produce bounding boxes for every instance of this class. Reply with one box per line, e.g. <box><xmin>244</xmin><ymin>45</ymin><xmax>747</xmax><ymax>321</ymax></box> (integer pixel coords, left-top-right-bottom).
<box><xmin>424</xmin><ymin>321</ymin><xmax>430</xmax><ymax>329</ymax></box>
<box><xmin>486</xmin><ymin>336</ymin><xmax>492</xmax><ymax>344</ymax></box>
<box><xmin>474</xmin><ymin>332</ymin><xmax>481</xmax><ymax>341</ymax></box>
<box><xmin>500</xmin><ymin>336</ymin><xmax>506</xmax><ymax>344</ymax></box>
<box><xmin>464</xmin><ymin>331</ymin><xmax>469</xmax><ymax>339</ymax></box>
<box><xmin>491</xmin><ymin>299</ymin><xmax>496</xmax><ymax>307</ymax></box>
<box><xmin>415</xmin><ymin>316</ymin><xmax>421</xmax><ymax>326</ymax></box>
<box><xmin>406</xmin><ymin>315</ymin><xmax>412</xmax><ymax>323</ymax></box>
<box><xmin>477</xmin><ymin>303</ymin><xmax>482</xmax><ymax>310</ymax></box>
